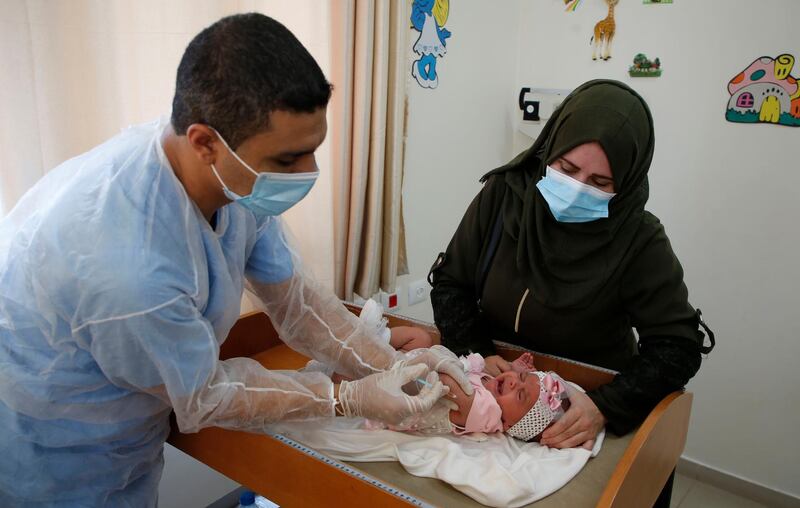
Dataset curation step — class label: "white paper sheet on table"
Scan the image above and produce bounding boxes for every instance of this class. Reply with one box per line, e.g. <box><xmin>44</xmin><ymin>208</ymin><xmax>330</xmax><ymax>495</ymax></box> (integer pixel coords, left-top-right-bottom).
<box><xmin>268</xmin><ymin>417</ymin><xmax>604</xmax><ymax>508</ymax></box>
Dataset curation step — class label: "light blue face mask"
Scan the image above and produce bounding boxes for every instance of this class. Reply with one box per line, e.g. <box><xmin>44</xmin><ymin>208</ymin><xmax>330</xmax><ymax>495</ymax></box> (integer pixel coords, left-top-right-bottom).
<box><xmin>209</xmin><ymin>128</ymin><xmax>319</xmax><ymax>217</ymax></box>
<box><xmin>536</xmin><ymin>165</ymin><xmax>616</xmax><ymax>223</ymax></box>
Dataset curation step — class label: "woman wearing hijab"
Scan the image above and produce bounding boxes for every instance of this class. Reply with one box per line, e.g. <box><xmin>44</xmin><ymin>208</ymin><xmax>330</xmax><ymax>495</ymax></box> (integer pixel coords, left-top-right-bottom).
<box><xmin>428</xmin><ymin>80</ymin><xmax>714</xmax><ymax>453</ymax></box>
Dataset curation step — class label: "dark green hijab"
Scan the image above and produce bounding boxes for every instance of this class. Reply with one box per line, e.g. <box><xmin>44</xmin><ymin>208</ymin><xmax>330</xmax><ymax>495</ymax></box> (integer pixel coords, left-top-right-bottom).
<box><xmin>483</xmin><ymin>80</ymin><xmax>655</xmax><ymax>308</ymax></box>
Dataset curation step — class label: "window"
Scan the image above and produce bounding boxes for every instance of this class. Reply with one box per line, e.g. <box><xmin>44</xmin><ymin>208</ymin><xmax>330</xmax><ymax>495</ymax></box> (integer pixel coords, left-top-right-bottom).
<box><xmin>737</xmin><ymin>93</ymin><xmax>754</xmax><ymax>108</ymax></box>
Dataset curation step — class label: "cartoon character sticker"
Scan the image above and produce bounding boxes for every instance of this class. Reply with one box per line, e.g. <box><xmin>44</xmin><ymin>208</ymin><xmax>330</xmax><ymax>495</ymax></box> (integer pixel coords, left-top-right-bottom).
<box><xmin>564</xmin><ymin>0</ymin><xmax>583</xmax><ymax>12</ymax></box>
<box><xmin>726</xmin><ymin>54</ymin><xmax>800</xmax><ymax>127</ymax></box>
<box><xmin>411</xmin><ymin>0</ymin><xmax>450</xmax><ymax>89</ymax></box>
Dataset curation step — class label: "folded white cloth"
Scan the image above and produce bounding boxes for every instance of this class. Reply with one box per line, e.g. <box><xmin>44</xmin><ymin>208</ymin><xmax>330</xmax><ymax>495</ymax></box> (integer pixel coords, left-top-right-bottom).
<box><xmin>268</xmin><ymin>417</ymin><xmax>604</xmax><ymax>507</ymax></box>
<box><xmin>358</xmin><ymin>298</ymin><xmax>392</xmax><ymax>343</ymax></box>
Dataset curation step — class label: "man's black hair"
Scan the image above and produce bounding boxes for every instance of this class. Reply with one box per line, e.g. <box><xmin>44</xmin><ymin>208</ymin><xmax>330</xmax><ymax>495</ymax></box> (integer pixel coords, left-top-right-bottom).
<box><xmin>171</xmin><ymin>13</ymin><xmax>332</xmax><ymax>149</ymax></box>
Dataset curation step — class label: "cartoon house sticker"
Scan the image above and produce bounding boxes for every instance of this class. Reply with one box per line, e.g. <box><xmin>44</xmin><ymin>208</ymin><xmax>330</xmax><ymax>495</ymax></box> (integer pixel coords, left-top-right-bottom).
<box><xmin>726</xmin><ymin>54</ymin><xmax>800</xmax><ymax>127</ymax></box>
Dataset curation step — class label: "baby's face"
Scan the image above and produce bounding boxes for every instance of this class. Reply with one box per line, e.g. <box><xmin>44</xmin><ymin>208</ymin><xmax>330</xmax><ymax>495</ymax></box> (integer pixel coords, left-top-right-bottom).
<box><xmin>483</xmin><ymin>371</ymin><xmax>539</xmax><ymax>430</ymax></box>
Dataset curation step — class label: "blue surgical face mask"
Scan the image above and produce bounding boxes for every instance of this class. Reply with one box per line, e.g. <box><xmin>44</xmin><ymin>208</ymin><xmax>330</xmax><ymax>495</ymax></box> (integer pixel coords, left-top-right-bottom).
<box><xmin>536</xmin><ymin>165</ymin><xmax>616</xmax><ymax>223</ymax></box>
<box><xmin>209</xmin><ymin>128</ymin><xmax>319</xmax><ymax>217</ymax></box>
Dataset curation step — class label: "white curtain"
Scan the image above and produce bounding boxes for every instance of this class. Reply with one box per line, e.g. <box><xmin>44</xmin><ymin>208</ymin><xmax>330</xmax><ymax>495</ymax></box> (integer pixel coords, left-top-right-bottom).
<box><xmin>329</xmin><ymin>0</ymin><xmax>409</xmax><ymax>301</ymax></box>
<box><xmin>0</xmin><ymin>0</ymin><xmax>407</xmax><ymax>305</ymax></box>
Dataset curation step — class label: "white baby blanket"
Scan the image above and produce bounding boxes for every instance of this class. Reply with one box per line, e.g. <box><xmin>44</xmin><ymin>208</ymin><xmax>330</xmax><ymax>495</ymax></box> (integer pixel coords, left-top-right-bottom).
<box><xmin>268</xmin><ymin>417</ymin><xmax>604</xmax><ymax>508</ymax></box>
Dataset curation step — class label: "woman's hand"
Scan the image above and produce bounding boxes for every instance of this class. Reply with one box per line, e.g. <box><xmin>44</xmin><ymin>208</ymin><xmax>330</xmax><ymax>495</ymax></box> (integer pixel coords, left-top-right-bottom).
<box><xmin>539</xmin><ymin>388</ymin><xmax>606</xmax><ymax>450</ymax></box>
<box><xmin>483</xmin><ymin>355</ymin><xmax>512</xmax><ymax>376</ymax></box>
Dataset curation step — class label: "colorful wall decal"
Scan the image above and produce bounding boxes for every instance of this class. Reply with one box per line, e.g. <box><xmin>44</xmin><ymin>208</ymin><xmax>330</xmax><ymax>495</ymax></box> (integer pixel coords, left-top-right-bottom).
<box><xmin>564</xmin><ymin>0</ymin><xmax>583</xmax><ymax>12</ymax></box>
<box><xmin>411</xmin><ymin>0</ymin><xmax>451</xmax><ymax>89</ymax></box>
<box><xmin>726</xmin><ymin>54</ymin><xmax>800</xmax><ymax>127</ymax></box>
<box><xmin>629</xmin><ymin>53</ymin><xmax>661</xmax><ymax>77</ymax></box>
<box><xmin>591</xmin><ymin>0</ymin><xmax>619</xmax><ymax>61</ymax></box>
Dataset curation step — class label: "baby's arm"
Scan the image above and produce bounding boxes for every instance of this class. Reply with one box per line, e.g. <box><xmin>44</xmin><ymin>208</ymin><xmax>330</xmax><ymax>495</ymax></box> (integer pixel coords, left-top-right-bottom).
<box><xmin>438</xmin><ymin>373</ymin><xmax>474</xmax><ymax>428</ymax></box>
<box><xmin>511</xmin><ymin>352</ymin><xmax>536</xmax><ymax>373</ymax></box>
<box><xmin>389</xmin><ymin>326</ymin><xmax>434</xmax><ymax>352</ymax></box>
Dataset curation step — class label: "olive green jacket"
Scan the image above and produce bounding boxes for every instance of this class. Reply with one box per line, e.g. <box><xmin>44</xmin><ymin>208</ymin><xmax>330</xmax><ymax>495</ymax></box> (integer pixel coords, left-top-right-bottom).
<box><xmin>430</xmin><ymin>174</ymin><xmax>712</xmax><ymax>435</ymax></box>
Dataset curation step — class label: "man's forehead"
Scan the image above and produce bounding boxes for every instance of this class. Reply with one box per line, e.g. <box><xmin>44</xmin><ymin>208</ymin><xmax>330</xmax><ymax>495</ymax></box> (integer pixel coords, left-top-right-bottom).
<box><xmin>247</xmin><ymin>109</ymin><xmax>327</xmax><ymax>154</ymax></box>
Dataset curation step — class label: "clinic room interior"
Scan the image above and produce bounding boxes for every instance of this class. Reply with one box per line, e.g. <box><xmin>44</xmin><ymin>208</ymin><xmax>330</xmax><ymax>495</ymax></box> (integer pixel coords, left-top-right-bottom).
<box><xmin>1</xmin><ymin>1</ymin><xmax>797</xmax><ymax>508</ymax></box>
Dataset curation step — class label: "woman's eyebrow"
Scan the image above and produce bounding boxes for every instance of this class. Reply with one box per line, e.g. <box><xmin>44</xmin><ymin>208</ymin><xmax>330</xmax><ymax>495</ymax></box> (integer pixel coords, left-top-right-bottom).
<box><xmin>562</xmin><ymin>155</ymin><xmax>612</xmax><ymax>180</ymax></box>
<box><xmin>560</xmin><ymin>156</ymin><xmax>580</xmax><ymax>169</ymax></box>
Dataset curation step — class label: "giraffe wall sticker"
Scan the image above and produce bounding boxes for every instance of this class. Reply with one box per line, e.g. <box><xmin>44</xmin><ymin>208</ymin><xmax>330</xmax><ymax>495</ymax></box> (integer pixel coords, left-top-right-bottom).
<box><xmin>726</xmin><ymin>54</ymin><xmax>800</xmax><ymax>127</ymax></box>
<box><xmin>591</xmin><ymin>0</ymin><xmax>619</xmax><ymax>61</ymax></box>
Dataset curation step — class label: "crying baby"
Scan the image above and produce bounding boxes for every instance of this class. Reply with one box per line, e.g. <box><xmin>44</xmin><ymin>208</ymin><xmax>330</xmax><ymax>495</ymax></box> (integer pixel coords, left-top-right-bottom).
<box><xmin>443</xmin><ymin>351</ymin><xmax>570</xmax><ymax>441</ymax></box>
<box><xmin>314</xmin><ymin>299</ymin><xmax>571</xmax><ymax>441</ymax></box>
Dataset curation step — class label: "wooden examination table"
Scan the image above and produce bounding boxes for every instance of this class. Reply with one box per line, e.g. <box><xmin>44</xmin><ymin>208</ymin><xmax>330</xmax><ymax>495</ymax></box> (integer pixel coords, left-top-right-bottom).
<box><xmin>168</xmin><ymin>306</ymin><xmax>693</xmax><ymax>507</ymax></box>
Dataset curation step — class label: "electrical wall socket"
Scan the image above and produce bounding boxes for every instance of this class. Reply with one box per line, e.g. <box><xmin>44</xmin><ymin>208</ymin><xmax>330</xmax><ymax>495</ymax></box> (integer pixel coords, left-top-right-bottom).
<box><xmin>407</xmin><ymin>279</ymin><xmax>430</xmax><ymax>306</ymax></box>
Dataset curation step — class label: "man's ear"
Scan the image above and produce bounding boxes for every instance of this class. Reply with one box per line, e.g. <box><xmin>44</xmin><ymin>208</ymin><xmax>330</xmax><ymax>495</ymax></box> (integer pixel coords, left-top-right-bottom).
<box><xmin>185</xmin><ymin>124</ymin><xmax>219</xmax><ymax>165</ymax></box>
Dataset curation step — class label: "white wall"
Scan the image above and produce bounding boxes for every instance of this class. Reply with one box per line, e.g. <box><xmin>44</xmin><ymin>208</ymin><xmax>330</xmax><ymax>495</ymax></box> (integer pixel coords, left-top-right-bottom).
<box><xmin>400</xmin><ymin>0</ymin><xmax>800</xmax><ymax>498</ymax></box>
<box><xmin>398</xmin><ymin>0</ymin><xmax>522</xmax><ymax>322</ymax></box>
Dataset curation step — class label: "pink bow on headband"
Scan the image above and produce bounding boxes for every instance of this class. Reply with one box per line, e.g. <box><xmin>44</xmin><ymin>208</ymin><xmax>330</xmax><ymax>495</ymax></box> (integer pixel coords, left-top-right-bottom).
<box><xmin>542</xmin><ymin>374</ymin><xmax>565</xmax><ymax>411</ymax></box>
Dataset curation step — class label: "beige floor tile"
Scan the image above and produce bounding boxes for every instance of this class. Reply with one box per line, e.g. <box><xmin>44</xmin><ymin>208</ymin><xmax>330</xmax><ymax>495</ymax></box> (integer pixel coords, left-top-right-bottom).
<box><xmin>679</xmin><ymin>481</ymin><xmax>767</xmax><ymax>508</ymax></box>
<box><xmin>670</xmin><ymin>474</ymin><xmax>696</xmax><ymax>508</ymax></box>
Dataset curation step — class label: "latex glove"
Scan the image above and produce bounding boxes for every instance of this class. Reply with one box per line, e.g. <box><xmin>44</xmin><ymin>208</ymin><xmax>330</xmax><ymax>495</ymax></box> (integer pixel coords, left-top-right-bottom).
<box><xmin>339</xmin><ymin>364</ymin><xmax>449</xmax><ymax>425</ymax></box>
<box><xmin>394</xmin><ymin>345</ymin><xmax>474</xmax><ymax>396</ymax></box>
<box><xmin>539</xmin><ymin>384</ymin><xmax>606</xmax><ymax>450</ymax></box>
<box><xmin>483</xmin><ymin>355</ymin><xmax>512</xmax><ymax>376</ymax></box>
<box><xmin>392</xmin><ymin>397</ymin><xmax>459</xmax><ymax>435</ymax></box>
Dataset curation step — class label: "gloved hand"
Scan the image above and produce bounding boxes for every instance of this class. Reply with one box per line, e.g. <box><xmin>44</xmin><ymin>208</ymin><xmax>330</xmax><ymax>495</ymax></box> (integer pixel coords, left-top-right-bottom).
<box><xmin>338</xmin><ymin>364</ymin><xmax>449</xmax><ymax>425</ymax></box>
<box><xmin>393</xmin><ymin>345</ymin><xmax>474</xmax><ymax>396</ymax></box>
<box><xmin>391</xmin><ymin>397</ymin><xmax>459</xmax><ymax>434</ymax></box>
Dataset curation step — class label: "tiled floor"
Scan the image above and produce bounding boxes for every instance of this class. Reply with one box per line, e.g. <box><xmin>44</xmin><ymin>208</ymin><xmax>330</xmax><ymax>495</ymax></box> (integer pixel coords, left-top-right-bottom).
<box><xmin>671</xmin><ymin>474</ymin><xmax>768</xmax><ymax>508</ymax></box>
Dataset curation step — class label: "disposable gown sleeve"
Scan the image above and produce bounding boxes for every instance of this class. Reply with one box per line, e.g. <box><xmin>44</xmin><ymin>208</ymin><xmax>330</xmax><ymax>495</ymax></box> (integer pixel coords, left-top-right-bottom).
<box><xmin>244</xmin><ymin>219</ymin><xmax>400</xmax><ymax>380</ymax></box>
<box><xmin>82</xmin><ymin>293</ymin><xmax>336</xmax><ymax>433</ymax></box>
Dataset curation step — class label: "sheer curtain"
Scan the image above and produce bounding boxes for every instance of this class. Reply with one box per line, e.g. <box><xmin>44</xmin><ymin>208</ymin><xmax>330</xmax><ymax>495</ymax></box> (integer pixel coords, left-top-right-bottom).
<box><xmin>0</xmin><ymin>0</ymin><xmax>407</xmax><ymax>304</ymax></box>
<box><xmin>329</xmin><ymin>0</ymin><xmax>409</xmax><ymax>301</ymax></box>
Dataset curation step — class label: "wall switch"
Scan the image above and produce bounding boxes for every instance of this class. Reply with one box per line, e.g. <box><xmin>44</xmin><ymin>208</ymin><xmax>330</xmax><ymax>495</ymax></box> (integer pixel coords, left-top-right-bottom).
<box><xmin>407</xmin><ymin>279</ymin><xmax>430</xmax><ymax>306</ymax></box>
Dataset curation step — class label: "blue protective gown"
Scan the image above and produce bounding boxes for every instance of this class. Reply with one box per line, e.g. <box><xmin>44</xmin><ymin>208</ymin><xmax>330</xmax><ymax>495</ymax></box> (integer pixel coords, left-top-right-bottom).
<box><xmin>0</xmin><ymin>120</ymin><xmax>302</xmax><ymax>506</ymax></box>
